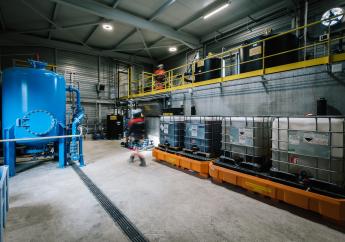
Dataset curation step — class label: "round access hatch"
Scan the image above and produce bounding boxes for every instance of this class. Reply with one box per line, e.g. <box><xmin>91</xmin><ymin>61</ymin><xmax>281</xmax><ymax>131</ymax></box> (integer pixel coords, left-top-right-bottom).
<box><xmin>23</xmin><ymin>110</ymin><xmax>56</xmax><ymax>136</ymax></box>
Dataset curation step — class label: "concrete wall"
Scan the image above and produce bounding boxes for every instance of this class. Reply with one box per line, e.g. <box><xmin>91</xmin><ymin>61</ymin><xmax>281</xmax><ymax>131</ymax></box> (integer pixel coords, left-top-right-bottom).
<box><xmin>171</xmin><ymin>63</ymin><xmax>345</xmax><ymax>116</ymax></box>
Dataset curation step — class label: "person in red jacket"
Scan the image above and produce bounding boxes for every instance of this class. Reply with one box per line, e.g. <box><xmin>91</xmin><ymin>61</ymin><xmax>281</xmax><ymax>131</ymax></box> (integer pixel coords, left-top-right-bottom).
<box><xmin>128</xmin><ymin>109</ymin><xmax>146</xmax><ymax>166</ymax></box>
<box><xmin>154</xmin><ymin>64</ymin><xmax>166</xmax><ymax>90</ymax></box>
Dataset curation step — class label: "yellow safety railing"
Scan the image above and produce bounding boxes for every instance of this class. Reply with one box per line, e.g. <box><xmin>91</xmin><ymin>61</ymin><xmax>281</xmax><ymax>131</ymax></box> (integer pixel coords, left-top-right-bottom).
<box><xmin>124</xmin><ymin>14</ymin><xmax>345</xmax><ymax>99</ymax></box>
<box><xmin>12</xmin><ymin>59</ymin><xmax>57</xmax><ymax>71</ymax></box>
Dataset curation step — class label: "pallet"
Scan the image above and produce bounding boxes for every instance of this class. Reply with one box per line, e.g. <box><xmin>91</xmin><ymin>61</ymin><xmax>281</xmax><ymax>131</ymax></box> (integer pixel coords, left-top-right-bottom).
<box><xmin>158</xmin><ymin>144</ymin><xmax>183</xmax><ymax>152</ymax></box>
<box><xmin>152</xmin><ymin>148</ymin><xmax>213</xmax><ymax>178</ymax></box>
<box><xmin>182</xmin><ymin>148</ymin><xmax>212</xmax><ymax>158</ymax></box>
<box><xmin>209</xmin><ymin>162</ymin><xmax>345</xmax><ymax>223</ymax></box>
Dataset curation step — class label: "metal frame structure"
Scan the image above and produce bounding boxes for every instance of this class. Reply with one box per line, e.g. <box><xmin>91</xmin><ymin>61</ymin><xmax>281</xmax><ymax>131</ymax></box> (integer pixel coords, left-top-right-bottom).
<box><xmin>126</xmin><ymin>14</ymin><xmax>345</xmax><ymax>99</ymax></box>
<box><xmin>271</xmin><ymin>116</ymin><xmax>345</xmax><ymax>187</ymax></box>
<box><xmin>221</xmin><ymin>116</ymin><xmax>272</xmax><ymax>168</ymax></box>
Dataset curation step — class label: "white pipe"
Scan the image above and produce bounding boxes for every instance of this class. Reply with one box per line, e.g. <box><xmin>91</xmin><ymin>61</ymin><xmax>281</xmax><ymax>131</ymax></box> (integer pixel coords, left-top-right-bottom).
<box><xmin>0</xmin><ymin>134</ymin><xmax>81</xmax><ymax>143</ymax></box>
<box><xmin>304</xmin><ymin>0</ymin><xmax>308</xmax><ymax>60</ymax></box>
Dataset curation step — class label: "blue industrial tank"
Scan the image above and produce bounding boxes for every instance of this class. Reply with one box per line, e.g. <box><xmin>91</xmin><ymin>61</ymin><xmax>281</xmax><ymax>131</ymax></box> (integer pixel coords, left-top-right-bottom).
<box><xmin>2</xmin><ymin>60</ymin><xmax>66</xmax><ymax>147</ymax></box>
<box><xmin>2</xmin><ymin>60</ymin><xmax>85</xmax><ymax>177</ymax></box>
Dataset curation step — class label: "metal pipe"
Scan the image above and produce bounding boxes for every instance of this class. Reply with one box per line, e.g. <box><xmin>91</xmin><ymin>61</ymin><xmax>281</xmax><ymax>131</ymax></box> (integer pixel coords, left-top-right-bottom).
<box><xmin>66</xmin><ymin>85</ymin><xmax>84</xmax><ymax>162</ymax></box>
<box><xmin>0</xmin><ymin>134</ymin><xmax>82</xmax><ymax>143</ymax></box>
<box><xmin>304</xmin><ymin>0</ymin><xmax>308</xmax><ymax>61</ymax></box>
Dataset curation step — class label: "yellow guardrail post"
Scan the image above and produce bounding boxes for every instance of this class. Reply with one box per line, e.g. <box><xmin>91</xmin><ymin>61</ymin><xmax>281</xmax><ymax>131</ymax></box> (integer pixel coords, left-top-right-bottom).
<box><xmin>262</xmin><ymin>39</ymin><xmax>266</xmax><ymax>75</ymax></box>
<box><xmin>182</xmin><ymin>70</ymin><xmax>185</xmax><ymax>86</ymax></box>
<box><xmin>127</xmin><ymin>66</ymin><xmax>131</xmax><ymax>98</ymax></box>
<box><xmin>164</xmin><ymin>72</ymin><xmax>167</xmax><ymax>90</ymax></box>
<box><xmin>169</xmin><ymin>70</ymin><xmax>172</xmax><ymax>89</ymax></box>
<box><xmin>327</xmin><ymin>25</ymin><xmax>331</xmax><ymax>64</ymax></box>
<box><xmin>151</xmin><ymin>74</ymin><xmax>154</xmax><ymax>93</ymax></box>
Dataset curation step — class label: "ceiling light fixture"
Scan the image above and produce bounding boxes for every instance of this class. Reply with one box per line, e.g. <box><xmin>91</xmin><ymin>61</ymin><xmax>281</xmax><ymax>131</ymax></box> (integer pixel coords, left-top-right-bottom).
<box><xmin>169</xmin><ymin>46</ymin><xmax>177</xmax><ymax>52</ymax></box>
<box><xmin>102</xmin><ymin>23</ymin><xmax>113</xmax><ymax>31</ymax></box>
<box><xmin>203</xmin><ymin>2</ymin><xmax>230</xmax><ymax>20</ymax></box>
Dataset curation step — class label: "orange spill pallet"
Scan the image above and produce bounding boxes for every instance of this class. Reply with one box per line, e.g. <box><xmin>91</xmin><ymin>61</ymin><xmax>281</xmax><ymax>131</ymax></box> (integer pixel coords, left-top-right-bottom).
<box><xmin>209</xmin><ymin>162</ymin><xmax>345</xmax><ymax>222</ymax></box>
<box><xmin>152</xmin><ymin>148</ymin><xmax>212</xmax><ymax>178</ymax></box>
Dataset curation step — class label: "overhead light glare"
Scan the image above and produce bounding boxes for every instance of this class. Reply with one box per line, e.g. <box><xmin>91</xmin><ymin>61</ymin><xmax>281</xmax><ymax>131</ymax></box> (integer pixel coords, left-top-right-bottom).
<box><xmin>203</xmin><ymin>3</ymin><xmax>229</xmax><ymax>20</ymax></box>
<box><xmin>102</xmin><ymin>23</ymin><xmax>113</xmax><ymax>31</ymax></box>
<box><xmin>169</xmin><ymin>46</ymin><xmax>177</xmax><ymax>52</ymax></box>
<box><xmin>321</xmin><ymin>7</ymin><xmax>344</xmax><ymax>26</ymax></box>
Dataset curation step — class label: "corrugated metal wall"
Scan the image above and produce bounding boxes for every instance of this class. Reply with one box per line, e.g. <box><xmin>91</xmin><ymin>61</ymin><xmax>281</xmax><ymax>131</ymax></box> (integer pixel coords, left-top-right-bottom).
<box><xmin>0</xmin><ymin>46</ymin><xmax>129</xmax><ymax>133</ymax></box>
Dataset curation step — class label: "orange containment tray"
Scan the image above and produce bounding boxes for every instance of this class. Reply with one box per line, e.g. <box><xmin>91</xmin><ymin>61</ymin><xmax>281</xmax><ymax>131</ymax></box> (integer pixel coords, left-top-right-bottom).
<box><xmin>152</xmin><ymin>148</ymin><xmax>212</xmax><ymax>178</ymax></box>
<box><xmin>209</xmin><ymin>162</ymin><xmax>345</xmax><ymax>222</ymax></box>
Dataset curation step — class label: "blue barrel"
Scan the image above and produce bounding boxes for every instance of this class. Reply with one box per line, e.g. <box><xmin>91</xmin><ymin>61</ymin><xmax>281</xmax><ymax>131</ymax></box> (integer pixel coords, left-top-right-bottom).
<box><xmin>2</xmin><ymin>60</ymin><xmax>66</xmax><ymax>147</ymax></box>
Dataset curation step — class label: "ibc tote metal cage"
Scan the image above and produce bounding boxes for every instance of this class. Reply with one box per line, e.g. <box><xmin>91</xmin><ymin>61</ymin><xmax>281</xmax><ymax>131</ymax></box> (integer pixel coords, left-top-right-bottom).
<box><xmin>183</xmin><ymin>116</ymin><xmax>222</xmax><ymax>158</ymax></box>
<box><xmin>271</xmin><ymin>116</ymin><xmax>345</xmax><ymax>192</ymax></box>
<box><xmin>221</xmin><ymin>116</ymin><xmax>272</xmax><ymax>171</ymax></box>
<box><xmin>159</xmin><ymin>116</ymin><xmax>185</xmax><ymax>149</ymax></box>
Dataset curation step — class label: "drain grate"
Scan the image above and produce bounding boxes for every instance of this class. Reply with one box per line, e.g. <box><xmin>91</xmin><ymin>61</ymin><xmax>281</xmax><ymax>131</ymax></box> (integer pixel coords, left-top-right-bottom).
<box><xmin>70</xmin><ymin>162</ymin><xmax>149</xmax><ymax>242</ymax></box>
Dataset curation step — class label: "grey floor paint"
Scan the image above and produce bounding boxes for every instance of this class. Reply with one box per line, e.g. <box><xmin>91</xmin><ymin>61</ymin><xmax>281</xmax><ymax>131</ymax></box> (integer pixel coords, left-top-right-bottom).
<box><xmin>5</xmin><ymin>140</ymin><xmax>345</xmax><ymax>242</ymax></box>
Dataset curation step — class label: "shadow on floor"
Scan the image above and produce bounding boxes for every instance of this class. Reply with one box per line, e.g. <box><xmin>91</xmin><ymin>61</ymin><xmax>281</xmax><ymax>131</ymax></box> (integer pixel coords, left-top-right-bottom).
<box><xmin>213</xmin><ymin>180</ymin><xmax>345</xmax><ymax>233</ymax></box>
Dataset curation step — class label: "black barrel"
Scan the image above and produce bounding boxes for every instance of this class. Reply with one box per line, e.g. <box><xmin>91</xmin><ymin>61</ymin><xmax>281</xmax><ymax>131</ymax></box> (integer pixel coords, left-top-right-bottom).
<box><xmin>106</xmin><ymin>114</ymin><xmax>123</xmax><ymax>139</ymax></box>
<box><xmin>194</xmin><ymin>57</ymin><xmax>221</xmax><ymax>82</ymax></box>
<box><xmin>317</xmin><ymin>98</ymin><xmax>327</xmax><ymax>115</ymax></box>
<box><xmin>240</xmin><ymin>33</ymin><xmax>298</xmax><ymax>73</ymax></box>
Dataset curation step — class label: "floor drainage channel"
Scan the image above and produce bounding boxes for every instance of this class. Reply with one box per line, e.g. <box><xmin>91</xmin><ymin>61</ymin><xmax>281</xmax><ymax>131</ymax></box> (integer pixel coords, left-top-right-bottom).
<box><xmin>70</xmin><ymin>162</ymin><xmax>149</xmax><ymax>242</ymax></box>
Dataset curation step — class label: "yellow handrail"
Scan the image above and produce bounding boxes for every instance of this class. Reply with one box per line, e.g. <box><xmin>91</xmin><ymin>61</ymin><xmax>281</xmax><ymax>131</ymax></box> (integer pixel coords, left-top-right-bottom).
<box><xmin>127</xmin><ymin>13</ymin><xmax>345</xmax><ymax>98</ymax></box>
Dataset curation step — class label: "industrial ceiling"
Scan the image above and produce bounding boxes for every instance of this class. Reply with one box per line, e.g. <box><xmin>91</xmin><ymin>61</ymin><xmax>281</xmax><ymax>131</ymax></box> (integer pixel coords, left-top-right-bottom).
<box><xmin>0</xmin><ymin>0</ymin><xmax>289</xmax><ymax>64</ymax></box>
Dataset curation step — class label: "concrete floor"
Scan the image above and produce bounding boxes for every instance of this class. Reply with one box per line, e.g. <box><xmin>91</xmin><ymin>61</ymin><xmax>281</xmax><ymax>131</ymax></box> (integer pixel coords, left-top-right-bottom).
<box><xmin>5</xmin><ymin>140</ymin><xmax>345</xmax><ymax>242</ymax></box>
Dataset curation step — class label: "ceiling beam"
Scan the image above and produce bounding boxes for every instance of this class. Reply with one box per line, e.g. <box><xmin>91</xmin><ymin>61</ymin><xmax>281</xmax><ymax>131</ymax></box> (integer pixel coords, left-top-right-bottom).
<box><xmin>0</xmin><ymin>33</ymin><xmax>157</xmax><ymax>65</ymax></box>
<box><xmin>176</xmin><ymin>0</ymin><xmax>228</xmax><ymax>31</ymax></box>
<box><xmin>135</xmin><ymin>0</ymin><xmax>228</xmax><ymax>56</ymax></box>
<box><xmin>148</xmin><ymin>0</ymin><xmax>176</xmax><ymax>22</ymax></box>
<box><xmin>113</xmin><ymin>43</ymin><xmax>184</xmax><ymax>52</ymax></box>
<box><xmin>48</xmin><ymin>3</ymin><xmax>59</xmax><ymax>39</ymax></box>
<box><xmin>83</xmin><ymin>0</ymin><xmax>122</xmax><ymax>44</ymax></box>
<box><xmin>201</xmin><ymin>1</ymin><xmax>292</xmax><ymax>43</ymax></box>
<box><xmin>21</xmin><ymin>0</ymin><xmax>92</xmax><ymax>49</ymax></box>
<box><xmin>48</xmin><ymin>0</ymin><xmax>200</xmax><ymax>49</ymax></box>
<box><xmin>0</xmin><ymin>7</ymin><xmax>6</xmax><ymax>31</ymax></box>
<box><xmin>13</xmin><ymin>21</ymin><xmax>101</xmax><ymax>34</ymax></box>
<box><xmin>111</xmin><ymin>0</ymin><xmax>176</xmax><ymax>49</ymax></box>
<box><xmin>136</xmin><ymin>28</ymin><xmax>152</xmax><ymax>58</ymax></box>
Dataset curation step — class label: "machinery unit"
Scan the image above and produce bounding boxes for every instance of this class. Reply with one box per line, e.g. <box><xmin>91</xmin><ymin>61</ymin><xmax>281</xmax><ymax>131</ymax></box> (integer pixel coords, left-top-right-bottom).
<box><xmin>106</xmin><ymin>114</ymin><xmax>123</xmax><ymax>140</ymax></box>
<box><xmin>194</xmin><ymin>57</ymin><xmax>221</xmax><ymax>82</ymax></box>
<box><xmin>240</xmin><ymin>33</ymin><xmax>298</xmax><ymax>73</ymax></box>
<box><xmin>220</xmin><ymin>117</ymin><xmax>271</xmax><ymax>171</ymax></box>
<box><xmin>2</xmin><ymin>60</ymin><xmax>85</xmax><ymax>176</ymax></box>
<box><xmin>159</xmin><ymin>116</ymin><xmax>185</xmax><ymax>149</ymax></box>
<box><xmin>271</xmin><ymin>117</ymin><xmax>345</xmax><ymax>190</ymax></box>
<box><xmin>184</xmin><ymin>116</ymin><xmax>222</xmax><ymax>156</ymax></box>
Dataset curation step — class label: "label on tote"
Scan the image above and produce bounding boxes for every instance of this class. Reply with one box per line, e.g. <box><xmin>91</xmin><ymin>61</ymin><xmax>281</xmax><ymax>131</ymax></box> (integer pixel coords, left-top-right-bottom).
<box><xmin>288</xmin><ymin>131</ymin><xmax>330</xmax><ymax>158</ymax></box>
<box><xmin>230</xmin><ymin>127</ymin><xmax>253</xmax><ymax>146</ymax></box>
<box><xmin>191</xmin><ymin>125</ymin><xmax>198</xmax><ymax>137</ymax></box>
<box><xmin>163</xmin><ymin>124</ymin><xmax>169</xmax><ymax>134</ymax></box>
